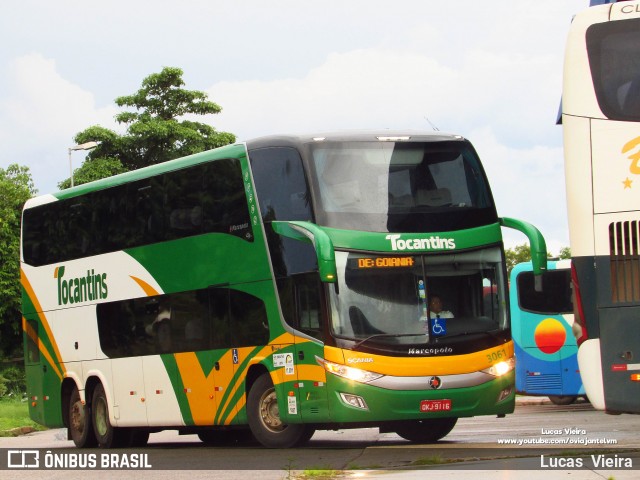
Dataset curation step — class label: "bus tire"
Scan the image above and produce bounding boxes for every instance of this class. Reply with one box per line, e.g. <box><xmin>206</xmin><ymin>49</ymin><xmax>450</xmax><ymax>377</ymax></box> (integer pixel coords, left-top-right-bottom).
<box><xmin>68</xmin><ymin>386</ymin><xmax>97</xmax><ymax>448</ymax></box>
<box><xmin>91</xmin><ymin>383</ymin><xmax>128</xmax><ymax>448</ymax></box>
<box><xmin>246</xmin><ymin>373</ymin><xmax>315</xmax><ymax>448</ymax></box>
<box><xmin>548</xmin><ymin>395</ymin><xmax>577</xmax><ymax>406</ymax></box>
<box><xmin>394</xmin><ymin>417</ymin><xmax>458</xmax><ymax>443</ymax></box>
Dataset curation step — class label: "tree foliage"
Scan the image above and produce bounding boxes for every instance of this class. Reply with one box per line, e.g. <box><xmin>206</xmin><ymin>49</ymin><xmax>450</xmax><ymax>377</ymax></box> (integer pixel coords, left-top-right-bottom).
<box><xmin>58</xmin><ymin>157</ymin><xmax>128</xmax><ymax>190</ymax></box>
<box><xmin>0</xmin><ymin>165</ymin><xmax>36</xmax><ymax>357</ymax></box>
<box><xmin>505</xmin><ymin>243</ymin><xmax>572</xmax><ymax>276</ymax></box>
<box><xmin>558</xmin><ymin>246</ymin><xmax>571</xmax><ymax>260</ymax></box>
<box><xmin>505</xmin><ymin>243</ymin><xmax>533</xmax><ymax>276</ymax></box>
<box><xmin>59</xmin><ymin>67</ymin><xmax>235</xmax><ymax>188</ymax></box>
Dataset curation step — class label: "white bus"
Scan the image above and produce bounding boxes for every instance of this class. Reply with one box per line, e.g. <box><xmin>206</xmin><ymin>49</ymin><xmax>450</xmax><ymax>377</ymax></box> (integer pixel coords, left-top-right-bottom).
<box><xmin>562</xmin><ymin>0</ymin><xmax>640</xmax><ymax>413</ymax></box>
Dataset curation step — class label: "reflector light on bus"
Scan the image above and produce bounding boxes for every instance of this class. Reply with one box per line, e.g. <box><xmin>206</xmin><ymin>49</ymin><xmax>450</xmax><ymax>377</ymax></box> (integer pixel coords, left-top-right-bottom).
<box><xmin>376</xmin><ymin>136</ymin><xmax>410</xmax><ymax>141</ymax></box>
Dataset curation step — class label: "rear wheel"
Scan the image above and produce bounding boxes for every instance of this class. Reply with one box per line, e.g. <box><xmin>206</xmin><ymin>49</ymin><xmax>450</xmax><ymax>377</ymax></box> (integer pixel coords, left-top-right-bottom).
<box><xmin>548</xmin><ymin>395</ymin><xmax>577</xmax><ymax>406</ymax></box>
<box><xmin>92</xmin><ymin>383</ymin><xmax>129</xmax><ymax>448</ymax></box>
<box><xmin>246</xmin><ymin>373</ymin><xmax>315</xmax><ymax>448</ymax></box>
<box><xmin>68</xmin><ymin>386</ymin><xmax>96</xmax><ymax>448</ymax></box>
<box><xmin>394</xmin><ymin>417</ymin><xmax>458</xmax><ymax>443</ymax></box>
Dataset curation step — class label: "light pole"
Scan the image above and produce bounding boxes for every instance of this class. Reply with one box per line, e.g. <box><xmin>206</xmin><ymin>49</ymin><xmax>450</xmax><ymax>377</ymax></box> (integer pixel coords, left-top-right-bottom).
<box><xmin>68</xmin><ymin>141</ymin><xmax>98</xmax><ymax>188</ymax></box>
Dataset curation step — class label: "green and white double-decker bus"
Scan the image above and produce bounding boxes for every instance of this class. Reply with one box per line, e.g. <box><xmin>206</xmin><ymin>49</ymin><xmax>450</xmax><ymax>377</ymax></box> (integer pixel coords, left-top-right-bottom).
<box><xmin>21</xmin><ymin>131</ymin><xmax>546</xmax><ymax>448</ymax></box>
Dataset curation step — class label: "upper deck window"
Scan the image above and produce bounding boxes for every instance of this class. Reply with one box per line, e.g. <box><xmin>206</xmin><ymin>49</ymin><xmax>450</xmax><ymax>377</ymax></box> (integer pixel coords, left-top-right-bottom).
<box><xmin>307</xmin><ymin>140</ymin><xmax>496</xmax><ymax>233</ymax></box>
<box><xmin>22</xmin><ymin>158</ymin><xmax>251</xmax><ymax>266</ymax></box>
<box><xmin>587</xmin><ymin>18</ymin><xmax>640</xmax><ymax>121</ymax></box>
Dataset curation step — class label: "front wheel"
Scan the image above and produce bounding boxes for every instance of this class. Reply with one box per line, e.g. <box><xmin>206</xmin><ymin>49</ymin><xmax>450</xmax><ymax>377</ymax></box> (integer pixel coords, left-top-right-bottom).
<box><xmin>246</xmin><ymin>373</ymin><xmax>315</xmax><ymax>448</ymax></box>
<box><xmin>394</xmin><ymin>417</ymin><xmax>458</xmax><ymax>443</ymax></box>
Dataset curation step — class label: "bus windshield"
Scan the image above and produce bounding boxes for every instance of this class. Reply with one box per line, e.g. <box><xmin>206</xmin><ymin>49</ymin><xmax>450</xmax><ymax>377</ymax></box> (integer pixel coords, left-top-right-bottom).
<box><xmin>329</xmin><ymin>246</ymin><xmax>507</xmax><ymax>349</ymax></box>
<box><xmin>307</xmin><ymin>140</ymin><xmax>496</xmax><ymax>232</ymax></box>
<box><xmin>587</xmin><ymin>17</ymin><xmax>640</xmax><ymax>120</ymax></box>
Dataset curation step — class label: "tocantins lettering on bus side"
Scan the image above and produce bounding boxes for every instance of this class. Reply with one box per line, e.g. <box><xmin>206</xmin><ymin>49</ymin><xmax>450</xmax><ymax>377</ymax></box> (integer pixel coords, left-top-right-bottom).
<box><xmin>55</xmin><ymin>266</ymin><xmax>108</xmax><ymax>306</ymax></box>
<box><xmin>386</xmin><ymin>234</ymin><xmax>455</xmax><ymax>251</ymax></box>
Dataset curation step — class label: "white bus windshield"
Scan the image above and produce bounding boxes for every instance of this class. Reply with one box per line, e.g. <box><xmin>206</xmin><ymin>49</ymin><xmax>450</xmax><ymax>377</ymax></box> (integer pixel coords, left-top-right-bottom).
<box><xmin>307</xmin><ymin>140</ymin><xmax>496</xmax><ymax>233</ymax></box>
<box><xmin>587</xmin><ymin>17</ymin><xmax>640</xmax><ymax>120</ymax></box>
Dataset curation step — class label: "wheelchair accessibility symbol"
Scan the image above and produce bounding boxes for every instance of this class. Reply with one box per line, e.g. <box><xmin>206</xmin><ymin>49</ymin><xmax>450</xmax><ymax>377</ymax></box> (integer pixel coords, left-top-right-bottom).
<box><xmin>429</xmin><ymin>317</ymin><xmax>447</xmax><ymax>337</ymax></box>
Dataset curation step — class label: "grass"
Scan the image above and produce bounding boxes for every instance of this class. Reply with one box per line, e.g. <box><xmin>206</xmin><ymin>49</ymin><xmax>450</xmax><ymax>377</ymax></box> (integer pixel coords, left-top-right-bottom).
<box><xmin>296</xmin><ymin>469</ymin><xmax>343</xmax><ymax>479</ymax></box>
<box><xmin>0</xmin><ymin>397</ymin><xmax>44</xmax><ymax>436</ymax></box>
<box><xmin>411</xmin><ymin>455</ymin><xmax>449</xmax><ymax>466</ymax></box>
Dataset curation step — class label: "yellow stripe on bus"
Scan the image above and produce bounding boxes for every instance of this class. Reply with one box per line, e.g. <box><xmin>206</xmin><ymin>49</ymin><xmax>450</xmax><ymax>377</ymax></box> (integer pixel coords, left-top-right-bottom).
<box><xmin>20</xmin><ymin>270</ymin><xmax>66</xmax><ymax>378</ymax></box>
<box><xmin>217</xmin><ymin>346</ymin><xmax>272</xmax><ymax>425</ymax></box>
<box><xmin>129</xmin><ymin>276</ymin><xmax>160</xmax><ymax>297</ymax></box>
<box><xmin>21</xmin><ymin>317</ymin><xmax>63</xmax><ymax>381</ymax></box>
<box><xmin>174</xmin><ymin>352</ymin><xmax>217</xmax><ymax>425</ymax></box>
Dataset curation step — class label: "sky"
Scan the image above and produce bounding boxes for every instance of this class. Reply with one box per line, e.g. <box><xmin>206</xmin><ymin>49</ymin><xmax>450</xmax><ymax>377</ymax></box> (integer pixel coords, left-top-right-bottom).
<box><xmin>0</xmin><ymin>0</ymin><xmax>590</xmax><ymax>254</ymax></box>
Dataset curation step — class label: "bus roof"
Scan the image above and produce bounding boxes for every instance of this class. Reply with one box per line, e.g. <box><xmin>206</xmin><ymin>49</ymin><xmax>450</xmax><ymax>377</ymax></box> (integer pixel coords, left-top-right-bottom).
<box><xmin>25</xmin><ymin>130</ymin><xmax>468</xmax><ymax>209</ymax></box>
<box><xmin>245</xmin><ymin>130</ymin><xmax>466</xmax><ymax>149</ymax></box>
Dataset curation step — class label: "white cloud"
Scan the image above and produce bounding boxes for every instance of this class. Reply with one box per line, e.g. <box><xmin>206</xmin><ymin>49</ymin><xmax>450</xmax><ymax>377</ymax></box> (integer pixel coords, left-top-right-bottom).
<box><xmin>470</xmin><ymin>127</ymin><xmax>569</xmax><ymax>254</ymax></box>
<box><xmin>0</xmin><ymin>53</ymin><xmax>118</xmax><ymax>193</ymax></box>
<box><xmin>210</xmin><ymin>49</ymin><xmax>457</xmax><ymax>139</ymax></box>
<box><xmin>209</xmin><ymin>45</ymin><xmax>570</xmax><ymax>251</ymax></box>
<box><xmin>3</xmin><ymin>54</ymin><xmax>116</xmax><ymax>139</ymax></box>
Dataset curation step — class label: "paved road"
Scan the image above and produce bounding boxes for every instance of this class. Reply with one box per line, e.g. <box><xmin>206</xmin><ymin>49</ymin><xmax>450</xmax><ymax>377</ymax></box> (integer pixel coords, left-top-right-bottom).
<box><xmin>2</xmin><ymin>398</ymin><xmax>639</xmax><ymax>479</ymax></box>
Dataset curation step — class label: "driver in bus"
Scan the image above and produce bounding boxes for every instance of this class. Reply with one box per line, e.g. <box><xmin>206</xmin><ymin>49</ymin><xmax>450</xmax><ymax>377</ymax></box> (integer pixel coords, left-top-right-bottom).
<box><xmin>429</xmin><ymin>295</ymin><xmax>454</xmax><ymax>319</ymax></box>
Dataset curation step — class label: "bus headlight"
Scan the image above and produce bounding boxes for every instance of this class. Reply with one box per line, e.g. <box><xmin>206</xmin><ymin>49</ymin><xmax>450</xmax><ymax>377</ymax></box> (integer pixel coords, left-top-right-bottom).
<box><xmin>482</xmin><ymin>357</ymin><xmax>515</xmax><ymax>377</ymax></box>
<box><xmin>316</xmin><ymin>357</ymin><xmax>383</xmax><ymax>383</ymax></box>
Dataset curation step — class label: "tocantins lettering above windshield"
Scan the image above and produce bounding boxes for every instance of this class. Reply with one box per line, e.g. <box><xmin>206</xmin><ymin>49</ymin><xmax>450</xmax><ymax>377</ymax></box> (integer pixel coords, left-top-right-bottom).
<box><xmin>386</xmin><ymin>234</ymin><xmax>455</xmax><ymax>251</ymax></box>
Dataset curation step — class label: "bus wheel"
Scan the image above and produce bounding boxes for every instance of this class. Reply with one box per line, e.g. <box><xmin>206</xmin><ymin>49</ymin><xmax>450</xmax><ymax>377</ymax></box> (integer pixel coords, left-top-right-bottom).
<box><xmin>394</xmin><ymin>417</ymin><xmax>458</xmax><ymax>443</ymax></box>
<box><xmin>247</xmin><ymin>373</ymin><xmax>315</xmax><ymax>448</ymax></box>
<box><xmin>548</xmin><ymin>395</ymin><xmax>577</xmax><ymax>406</ymax></box>
<box><xmin>91</xmin><ymin>383</ymin><xmax>128</xmax><ymax>448</ymax></box>
<box><xmin>68</xmin><ymin>386</ymin><xmax>97</xmax><ymax>448</ymax></box>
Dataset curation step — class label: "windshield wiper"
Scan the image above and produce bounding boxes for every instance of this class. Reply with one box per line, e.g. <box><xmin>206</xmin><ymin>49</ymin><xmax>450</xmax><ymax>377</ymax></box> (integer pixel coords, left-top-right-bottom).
<box><xmin>353</xmin><ymin>333</ymin><xmax>425</xmax><ymax>350</ymax></box>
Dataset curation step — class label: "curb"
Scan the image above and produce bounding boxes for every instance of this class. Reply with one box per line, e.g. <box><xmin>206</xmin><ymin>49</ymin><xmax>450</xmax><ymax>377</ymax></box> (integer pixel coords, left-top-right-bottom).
<box><xmin>1</xmin><ymin>426</ymin><xmax>36</xmax><ymax>437</ymax></box>
<box><xmin>515</xmin><ymin>395</ymin><xmax>552</xmax><ymax>406</ymax></box>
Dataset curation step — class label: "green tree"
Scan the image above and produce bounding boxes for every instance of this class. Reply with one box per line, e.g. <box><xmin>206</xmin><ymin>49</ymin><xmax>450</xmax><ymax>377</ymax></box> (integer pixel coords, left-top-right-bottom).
<box><xmin>505</xmin><ymin>243</ymin><xmax>532</xmax><ymax>276</ymax></box>
<box><xmin>59</xmin><ymin>67</ymin><xmax>235</xmax><ymax>188</ymax></box>
<box><xmin>58</xmin><ymin>157</ymin><xmax>128</xmax><ymax>190</ymax></box>
<box><xmin>505</xmin><ymin>244</ymin><xmax>572</xmax><ymax>276</ymax></box>
<box><xmin>0</xmin><ymin>165</ymin><xmax>36</xmax><ymax>357</ymax></box>
<box><xmin>558</xmin><ymin>246</ymin><xmax>571</xmax><ymax>260</ymax></box>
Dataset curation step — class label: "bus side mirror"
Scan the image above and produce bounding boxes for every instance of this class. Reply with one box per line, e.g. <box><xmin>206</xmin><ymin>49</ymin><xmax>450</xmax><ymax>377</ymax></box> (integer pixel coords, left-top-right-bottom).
<box><xmin>499</xmin><ymin>217</ymin><xmax>547</xmax><ymax>292</ymax></box>
<box><xmin>271</xmin><ymin>221</ymin><xmax>337</xmax><ymax>283</ymax></box>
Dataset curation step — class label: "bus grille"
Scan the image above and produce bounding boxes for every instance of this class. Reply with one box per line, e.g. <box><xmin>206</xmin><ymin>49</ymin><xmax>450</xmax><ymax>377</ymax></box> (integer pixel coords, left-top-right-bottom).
<box><xmin>525</xmin><ymin>374</ymin><xmax>562</xmax><ymax>392</ymax></box>
<box><xmin>609</xmin><ymin>221</ymin><xmax>640</xmax><ymax>303</ymax></box>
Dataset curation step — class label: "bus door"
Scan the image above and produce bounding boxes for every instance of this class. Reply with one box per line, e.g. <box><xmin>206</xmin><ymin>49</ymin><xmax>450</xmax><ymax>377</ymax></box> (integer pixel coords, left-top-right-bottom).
<box><xmin>23</xmin><ymin>315</ymin><xmax>64</xmax><ymax>426</ymax></box>
<box><xmin>274</xmin><ymin>273</ymin><xmax>328</xmax><ymax>423</ymax></box>
<box><xmin>293</xmin><ymin>274</ymin><xmax>328</xmax><ymax>423</ymax></box>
